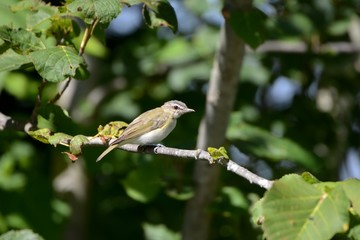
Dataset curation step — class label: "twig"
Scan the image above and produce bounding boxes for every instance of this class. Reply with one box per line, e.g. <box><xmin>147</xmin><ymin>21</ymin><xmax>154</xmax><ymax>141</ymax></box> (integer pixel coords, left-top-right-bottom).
<box><xmin>0</xmin><ymin>113</ymin><xmax>273</xmax><ymax>189</ymax></box>
<box><xmin>50</xmin><ymin>17</ymin><xmax>99</xmax><ymax>104</ymax></box>
<box><xmin>30</xmin><ymin>79</ymin><xmax>47</xmax><ymax>128</ymax></box>
<box><xmin>85</xmin><ymin>138</ymin><xmax>273</xmax><ymax>189</ymax></box>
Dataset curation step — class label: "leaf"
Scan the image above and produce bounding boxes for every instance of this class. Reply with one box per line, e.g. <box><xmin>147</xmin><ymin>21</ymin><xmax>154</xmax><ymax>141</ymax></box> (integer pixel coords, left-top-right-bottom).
<box><xmin>27</xmin><ymin>128</ymin><xmax>51</xmax><ymax>144</ymax></box>
<box><xmin>301</xmin><ymin>171</ymin><xmax>320</xmax><ymax>184</ymax></box>
<box><xmin>122</xmin><ymin>165</ymin><xmax>161</xmax><ymax>203</ymax></box>
<box><xmin>349</xmin><ymin>225</ymin><xmax>360</xmax><ymax>240</ymax></box>
<box><xmin>69</xmin><ymin>135</ymin><xmax>89</xmax><ymax>155</ymax></box>
<box><xmin>11</xmin><ymin>0</ymin><xmax>59</xmax><ymax>30</ymax></box>
<box><xmin>0</xmin><ymin>26</ymin><xmax>45</xmax><ymax>53</ymax></box>
<box><xmin>228</xmin><ymin>8</ymin><xmax>267</xmax><ymax>49</ymax></box>
<box><xmin>37</xmin><ymin>104</ymin><xmax>75</xmax><ymax>133</ymax></box>
<box><xmin>48</xmin><ymin>133</ymin><xmax>73</xmax><ymax>147</ymax></box>
<box><xmin>142</xmin><ymin>0</ymin><xmax>177</xmax><ymax>33</ymax></box>
<box><xmin>67</xmin><ymin>0</ymin><xmax>122</xmax><ymax>24</ymax></box>
<box><xmin>0</xmin><ymin>229</ymin><xmax>44</xmax><ymax>240</ymax></box>
<box><xmin>262</xmin><ymin>174</ymin><xmax>349</xmax><ymax>240</ymax></box>
<box><xmin>30</xmin><ymin>46</ymin><xmax>86</xmax><ymax>82</ymax></box>
<box><xmin>342</xmin><ymin>178</ymin><xmax>360</xmax><ymax>216</ymax></box>
<box><xmin>95</xmin><ymin>121</ymin><xmax>128</xmax><ymax>138</ymax></box>
<box><xmin>143</xmin><ymin>223</ymin><xmax>180</xmax><ymax>240</ymax></box>
<box><xmin>0</xmin><ymin>49</ymin><xmax>32</xmax><ymax>72</ymax></box>
<box><xmin>62</xmin><ymin>152</ymin><xmax>79</xmax><ymax>161</ymax></box>
<box><xmin>227</xmin><ymin>123</ymin><xmax>318</xmax><ymax>169</ymax></box>
<box><xmin>208</xmin><ymin>147</ymin><xmax>229</xmax><ymax>164</ymax></box>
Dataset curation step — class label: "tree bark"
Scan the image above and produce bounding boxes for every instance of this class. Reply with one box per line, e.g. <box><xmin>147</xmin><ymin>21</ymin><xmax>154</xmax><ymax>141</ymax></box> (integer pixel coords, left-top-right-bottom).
<box><xmin>182</xmin><ymin>1</ymin><xmax>248</xmax><ymax>239</ymax></box>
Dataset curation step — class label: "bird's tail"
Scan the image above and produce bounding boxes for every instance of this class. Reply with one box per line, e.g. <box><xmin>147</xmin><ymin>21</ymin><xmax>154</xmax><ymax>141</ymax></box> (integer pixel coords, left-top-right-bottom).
<box><xmin>96</xmin><ymin>144</ymin><xmax>119</xmax><ymax>162</ymax></box>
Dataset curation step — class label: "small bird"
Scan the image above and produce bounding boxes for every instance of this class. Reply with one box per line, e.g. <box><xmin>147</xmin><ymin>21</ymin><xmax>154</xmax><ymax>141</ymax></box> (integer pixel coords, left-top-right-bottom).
<box><xmin>96</xmin><ymin>100</ymin><xmax>194</xmax><ymax>162</ymax></box>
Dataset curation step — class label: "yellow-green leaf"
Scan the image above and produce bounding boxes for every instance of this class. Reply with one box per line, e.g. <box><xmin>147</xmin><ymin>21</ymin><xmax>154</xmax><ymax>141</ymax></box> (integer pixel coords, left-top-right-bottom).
<box><xmin>69</xmin><ymin>135</ymin><xmax>89</xmax><ymax>155</ymax></box>
<box><xmin>28</xmin><ymin>128</ymin><xmax>51</xmax><ymax>144</ymax></box>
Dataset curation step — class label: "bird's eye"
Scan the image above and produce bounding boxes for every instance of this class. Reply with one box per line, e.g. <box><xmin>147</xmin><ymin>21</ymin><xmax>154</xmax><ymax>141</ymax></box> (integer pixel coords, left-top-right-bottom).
<box><xmin>174</xmin><ymin>105</ymin><xmax>179</xmax><ymax>110</ymax></box>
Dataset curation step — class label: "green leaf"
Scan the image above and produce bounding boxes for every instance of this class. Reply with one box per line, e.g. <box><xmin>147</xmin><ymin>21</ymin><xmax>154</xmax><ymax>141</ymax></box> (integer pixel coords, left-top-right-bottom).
<box><xmin>0</xmin><ymin>49</ymin><xmax>32</xmax><ymax>72</ymax></box>
<box><xmin>28</xmin><ymin>128</ymin><xmax>52</xmax><ymax>144</ymax></box>
<box><xmin>143</xmin><ymin>223</ymin><xmax>180</xmax><ymax>240</ymax></box>
<box><xmin>229</xmin><ymin>8</ymin><xmax>267</xmax><ymax>49</ymax></box>
<box><xmin>227</xmin><ymin>123</ymin><xmax>318</xmax><ymax>169</ymax></box>
<box><xmin>349</xmin><ymin>225</ymin><xmax>360</xmax><ymax>240</ymax></box>
<box><xmin>122</xmin><ymin>165</ymin><xmax>161</xmax><ymax>203</ymax></box>
<box><xmin>262</xmin><ymin>174</ymin><xmax>349</xmax><ymax>240</ymax></box>
<box><xmin>0</xmin><ymin>26</ymin><xmax>45</xmax><ymax>53</ymax></box>
<box><xmin>208</xmin><ymin>147</ymin><xmax>229</xmax><ymax>164</ymax></box>
<box><xmin>69</xmin><ymin>135</ymin><xmax>89</xmax><ymax>155</ymax></box>
<box><xmin>37</xmin><ymin>104</ymin><xmax>75</xmax><ymax>133</ymax></box>
<box><xmin>48</xmin><ymin>133</ymin><xmax>73</xmax><ymax>147</ymax></box>
<box><xmin>95</xmin><ymin>121</ymin><xmax>128</xmax><ymax>138</ymax></box>
<box><xmin>67</xmin><ymin>0</ymin><xmax>122</xmax><ymax>24</ymax></box>
<box><xmin>142</xmin><ymin>0</ymin><xmax>178</xmax><ymax>33</ymax></box>
<box><xmin>301</xmin><ymin>172</ymin><xmax>320</xmax><ymax>184</ymax></box>
<box><xmin>342</xmin><ymin>178</ymin><xmax>360</xmax><ymax>216</ymax></box>
<box><xmin>121</xmin><ymin>0</ymin><xmax>143</xmax><ymax>5</ymax></box>
<box><xmin>11</xmin><ymin>0</ymin><xmax>59</xmax><ymax>31</ymax></box>
<box><xmin>30</xmin><ymin>46</ymin><xmax>86</xmax><ymax>82</ymax></box>
<box><xmin>0</xmin><ymin>229</ymin><xmax>44</xmax><ymax>240</ymax></box>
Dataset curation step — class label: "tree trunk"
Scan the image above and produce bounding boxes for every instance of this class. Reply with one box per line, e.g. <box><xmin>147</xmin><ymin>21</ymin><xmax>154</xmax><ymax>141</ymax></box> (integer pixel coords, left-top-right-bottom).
<box><xmin>182</xmin><ymin>1</ymin><xmax>249</xmax><ymax>239</ymax></box>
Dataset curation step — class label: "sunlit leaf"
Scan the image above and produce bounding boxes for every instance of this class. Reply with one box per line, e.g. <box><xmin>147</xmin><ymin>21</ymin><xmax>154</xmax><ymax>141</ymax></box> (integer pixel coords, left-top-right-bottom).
<box><xmin>30</xmin><ymin>46</ymin><xmax>85</xmax><ymax>82</ymax></box>
<box><xmin>349</xmin><ymin>225</ymin><xmax>360</xmax><ymax>240</ymax></box>
<box><xmin>95</xmin><ymin>121</ymin><xmax>128</xmax><ymax>138</ymax></box>
<box><xmin>0</xmin><ymin>229</ymin><xmax>44</xmax><ymax>240</ymax></box>
<box><xmin>143</xmin><ymin>223</ymin><xmax>180</xmax><ymax>240</ymax></box>
<box><xmin>0</xmin><ymin>49</ymin><xmax>32</xmax><ymax>72</ymax></box>
<box><xmin>28</xmin><ymin>128</ymin><xmax>51</xmax><ymax>144</ymax></box>
<box><xmin>262</xmin><ymin>174</ymin><xmax>349</xmax><ymax>240</ymax></box>
<box><xmin>301</xmin><ymin>172</ymin><xmax>320</xmax><ymax>184</ymax></box>
<box><xmin>0</xmin><ymin>26</ymin><xmax>45</xmax><ymax>53</ymax></box>
<box><xmin>67</xmin><ymin>0</ymin><xmax>122</xmax><ymax>24</ymax></box>
<box><xmin>11</xmin><ymin>0</ymin><xmax>59</xmax><ymax>30</ymax></box>
<box><xmin>342</xmin><ymin>178</ymin><xmax>360</xmax><ymax>216</ymax></box>
<box><xmin>208</xmin><ymin>146</ymin><xmax>229</xmax><ymax>163</ymax></box>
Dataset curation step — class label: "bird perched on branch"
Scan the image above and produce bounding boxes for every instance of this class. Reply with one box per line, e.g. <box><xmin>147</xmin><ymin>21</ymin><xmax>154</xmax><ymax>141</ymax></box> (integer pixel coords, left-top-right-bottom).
<box><xmin>96</xmin><ymin>100</ymin><xmax>194</xmax><ymax>162</ymax></box>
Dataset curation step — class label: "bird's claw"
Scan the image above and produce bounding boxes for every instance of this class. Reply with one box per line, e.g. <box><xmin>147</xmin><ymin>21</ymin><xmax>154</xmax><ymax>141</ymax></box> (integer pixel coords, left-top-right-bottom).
<box><xmin>154</xmin><ymin>143</ymin><xmax>164</xmax><ymax>153</ymax></box>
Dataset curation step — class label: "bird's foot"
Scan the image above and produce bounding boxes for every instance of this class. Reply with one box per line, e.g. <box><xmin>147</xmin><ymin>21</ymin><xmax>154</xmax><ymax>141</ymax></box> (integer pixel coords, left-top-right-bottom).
<box><xmin>137</xmin><ymin>144</ymin><xmax>164</xmax><ymax>153</ymax></box>
<box><xmin>153</xmin><ymin>144</ymin><xmax>164</xmax><ymax>153</ymax></box>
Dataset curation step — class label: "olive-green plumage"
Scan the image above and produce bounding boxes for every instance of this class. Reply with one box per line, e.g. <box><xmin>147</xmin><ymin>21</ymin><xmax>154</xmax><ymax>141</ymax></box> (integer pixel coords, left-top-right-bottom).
<box><xmin>96</xmin><ymin>100</ymin><xmax>194</xmax><ymax>162</ymax></box>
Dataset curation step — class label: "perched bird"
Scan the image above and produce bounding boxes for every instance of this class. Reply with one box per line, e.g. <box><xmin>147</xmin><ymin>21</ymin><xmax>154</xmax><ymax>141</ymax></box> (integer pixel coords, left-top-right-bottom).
<box><xmin>96</xmin><ymin>100</ymin><xmax>194</xmax><ymax>162</ymax></box>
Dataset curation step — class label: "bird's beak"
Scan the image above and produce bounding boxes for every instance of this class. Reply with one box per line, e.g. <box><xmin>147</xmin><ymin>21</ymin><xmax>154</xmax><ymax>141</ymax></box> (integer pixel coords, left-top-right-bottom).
<box><xmin>186</xmin><ymin>108</ymin><xmax>195</xmax><ymax>113</ymax></box>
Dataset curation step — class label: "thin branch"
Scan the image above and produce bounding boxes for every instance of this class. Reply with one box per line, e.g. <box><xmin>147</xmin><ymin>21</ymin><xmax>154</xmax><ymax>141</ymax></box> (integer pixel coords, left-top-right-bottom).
<box><xmin>0</xmin><ymin>112</ymin><xmax>273</xmax><ymax>189</ymax></box>
<box><xmin>0</xmin><ymin>112</ymin><xmax>32</xmax><ymax>132</ymax></box>
<box><xmin>30</xmin><ymin>79</ymin><xmax>47</xmax><ymax>127</ymax></box>
<box><xmin>50</xmin><ymin>18</ymin><xmax>99</xmax><ymax>104</ymax></box>
<box><xmin>85</xmin><ymin>138</ymin><xmax>273</xmax><ymax>190</ymax></box>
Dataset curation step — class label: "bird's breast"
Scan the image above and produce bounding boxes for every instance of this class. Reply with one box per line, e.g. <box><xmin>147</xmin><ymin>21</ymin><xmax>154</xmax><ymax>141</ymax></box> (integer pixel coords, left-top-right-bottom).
<box><xmin>136</xmin><ymin>119</ymin><xmax>177</xmax><ymax>144</ymax></box>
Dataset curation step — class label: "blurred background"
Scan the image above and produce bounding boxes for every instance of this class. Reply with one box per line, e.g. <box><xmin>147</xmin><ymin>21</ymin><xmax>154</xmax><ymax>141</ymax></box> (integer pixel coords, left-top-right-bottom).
<box><xmin>0</xmin><ymin>0</ymin><xmax>360</xmax><ymax>239</ymax></box>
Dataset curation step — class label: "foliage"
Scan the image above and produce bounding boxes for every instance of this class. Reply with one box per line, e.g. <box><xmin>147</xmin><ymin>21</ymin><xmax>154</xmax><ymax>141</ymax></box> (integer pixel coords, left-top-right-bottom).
<box><xmin>1</xmin><ymin>0</ymin><xmax>360</xmax><ymax>239</ymax></box>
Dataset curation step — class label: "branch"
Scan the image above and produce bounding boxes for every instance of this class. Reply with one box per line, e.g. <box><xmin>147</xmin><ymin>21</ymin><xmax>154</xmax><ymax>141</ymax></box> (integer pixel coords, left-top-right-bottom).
<box><xmin>0</xmin><ymin>112</ymin><xmax>32</xmax><ymax>132</ymax></box>
<box><xmin>0</xmin><ymin>112</ymin><xmax>273</xmax><ymax>189</ymax></box>
<box><xmin>85</xmin><ymin>138</ymin><xmax>273</xmax><ymax>190</ymax></box>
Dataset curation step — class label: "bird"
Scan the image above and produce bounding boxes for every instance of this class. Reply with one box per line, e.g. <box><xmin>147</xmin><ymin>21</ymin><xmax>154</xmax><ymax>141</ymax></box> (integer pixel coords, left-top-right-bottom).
<box><xmin>96</xmin><ymin>100</ymin><xmax>194</xmax><ymax>162</ymax></box>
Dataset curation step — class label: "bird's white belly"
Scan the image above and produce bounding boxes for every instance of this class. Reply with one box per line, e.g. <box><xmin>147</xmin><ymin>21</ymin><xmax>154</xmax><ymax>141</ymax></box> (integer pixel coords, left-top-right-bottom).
<box><xmin>136</xmin><ymin>119</ymin><xmax>177</xmax><ymax>144</ymax></box>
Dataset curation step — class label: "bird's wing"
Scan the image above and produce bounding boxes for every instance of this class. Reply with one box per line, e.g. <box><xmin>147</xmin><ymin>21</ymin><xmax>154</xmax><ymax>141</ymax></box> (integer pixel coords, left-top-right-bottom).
<box><xmin>110</xmin><ymin>107</ymin><xmax>168</xmax><ymax>145</ymax></box>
